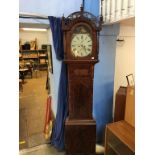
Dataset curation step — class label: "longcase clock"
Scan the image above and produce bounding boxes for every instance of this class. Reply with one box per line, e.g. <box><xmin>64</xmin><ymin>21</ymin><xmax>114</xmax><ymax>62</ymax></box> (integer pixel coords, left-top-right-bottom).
<box><xmin>62</xmin><ymin>6</ymin><xmax>102</xmax><ymax>155</ymax></box>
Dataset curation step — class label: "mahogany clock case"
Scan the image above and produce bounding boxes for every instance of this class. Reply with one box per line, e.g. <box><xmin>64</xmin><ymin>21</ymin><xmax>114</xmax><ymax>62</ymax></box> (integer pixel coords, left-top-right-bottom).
<box><xmin>62</xmin><ymin>9</ymin><xmax>102</xmax><ymax>155</ymax></box>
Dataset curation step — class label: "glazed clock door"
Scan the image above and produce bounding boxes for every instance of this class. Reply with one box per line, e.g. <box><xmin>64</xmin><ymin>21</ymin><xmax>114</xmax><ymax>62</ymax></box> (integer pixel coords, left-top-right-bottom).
<box><xmin>71</xmin><ymin>25</ymin><xmax>93</xmax><ymax>57</ymax></box>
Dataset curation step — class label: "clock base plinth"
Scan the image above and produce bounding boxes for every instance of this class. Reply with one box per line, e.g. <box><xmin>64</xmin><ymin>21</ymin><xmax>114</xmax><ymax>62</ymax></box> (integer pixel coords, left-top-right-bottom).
<box><xmin>65</xmin><ymin>119</ymin><xmax>96</xmax><ymax>155</ymax></box>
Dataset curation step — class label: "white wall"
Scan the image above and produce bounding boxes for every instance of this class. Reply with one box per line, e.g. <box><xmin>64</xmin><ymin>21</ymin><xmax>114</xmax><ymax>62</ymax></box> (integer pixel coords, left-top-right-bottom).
<box><xmin>47</xmin><ymin>28</ymin><xmax>60</xmax><ymax>116</ymax></box>
<box><xmin>19</xmin><ymin>30</ymin><xmax>49</xmax><ymax>49</ymax></box>
<box><xmin>113</xmin><ymin>22</ymin><xmax>135</xmax><ymax>115</ymax></box>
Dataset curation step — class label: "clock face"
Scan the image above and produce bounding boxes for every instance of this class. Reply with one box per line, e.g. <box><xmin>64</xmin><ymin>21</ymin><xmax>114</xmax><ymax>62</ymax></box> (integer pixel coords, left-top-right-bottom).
<box><xmin>71</xmin><ymin>25</ymin><xmax>92</xmax><ymax>57</ymax></box>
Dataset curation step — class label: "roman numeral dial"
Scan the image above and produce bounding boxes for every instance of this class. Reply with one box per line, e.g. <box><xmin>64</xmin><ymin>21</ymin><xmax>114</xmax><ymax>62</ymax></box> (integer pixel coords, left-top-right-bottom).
<box><xmin>71</xmin><ymin>33</ymin><xmax>92</xmax><ymax>57</ymax></box>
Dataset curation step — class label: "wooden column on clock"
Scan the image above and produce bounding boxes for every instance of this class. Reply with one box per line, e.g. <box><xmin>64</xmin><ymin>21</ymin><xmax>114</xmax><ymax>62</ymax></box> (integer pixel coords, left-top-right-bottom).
<box><xmin>62</xmin><ymin>7</ymin><xmax>102</xmax><ymax>155</ymax></box>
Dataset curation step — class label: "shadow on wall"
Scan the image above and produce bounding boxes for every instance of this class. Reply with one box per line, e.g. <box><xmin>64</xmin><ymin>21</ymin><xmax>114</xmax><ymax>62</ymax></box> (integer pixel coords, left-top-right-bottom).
<box><xmin>92</xmin><ymin>24</ymin><xmax>120</xmax><ymax>144</ymax></box>
<box><xmin>94</xmin><ymin>82</ymin><xmax>114</xmax><ymax>143</ymax></box>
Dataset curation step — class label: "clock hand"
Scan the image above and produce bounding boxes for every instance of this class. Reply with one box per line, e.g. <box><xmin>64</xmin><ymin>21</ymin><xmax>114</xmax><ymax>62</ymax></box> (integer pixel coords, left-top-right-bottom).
<box><xmin>83</xmin><ymin>46</ymin><xmax>87</xmax><ymax>54</ymax></box>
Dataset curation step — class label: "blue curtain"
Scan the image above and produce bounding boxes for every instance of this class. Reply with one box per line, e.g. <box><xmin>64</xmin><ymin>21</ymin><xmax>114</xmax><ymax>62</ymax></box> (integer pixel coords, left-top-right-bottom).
<box><xmin>48</xmin><ymin>16</ymin><xmax>68</xmax><ymax>151</ymax></box>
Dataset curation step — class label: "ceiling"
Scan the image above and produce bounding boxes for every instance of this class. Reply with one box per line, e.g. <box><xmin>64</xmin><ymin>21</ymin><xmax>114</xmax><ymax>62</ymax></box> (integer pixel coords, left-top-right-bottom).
<box><xmin>19</xmin><ymin>23</ymin><xmax>50</xmax><ymax>29</ymax></box>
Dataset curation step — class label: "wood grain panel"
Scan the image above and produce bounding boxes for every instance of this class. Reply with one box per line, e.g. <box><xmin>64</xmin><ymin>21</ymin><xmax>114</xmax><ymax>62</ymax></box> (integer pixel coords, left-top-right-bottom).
<box><xmin>114</xmin><ymin>86</ymin><xmax>127</xmax><ymax>122</ymax></box>
<box><xmin>68</xmin><ymin>64</ymin><xmax>94</xmax><ymax>79</ymax></box>
<box><xmin>65</xmin><ymin>119</ymin><xmax>96</xmax><ymax>155</ymax></box>
<box><xmin>68</xmin><ymin>79</ymin><xmax>93</xmax><ymax>119</ymax></box>
<box><xmin>105</xmin><ymin>120</ymin><xmax>135</xmax><ymax>153</ymax></box>
<box><xmin>124</xmin><ymin>86</ymin><xmax>135</xmax><ymax>127</ymax></box>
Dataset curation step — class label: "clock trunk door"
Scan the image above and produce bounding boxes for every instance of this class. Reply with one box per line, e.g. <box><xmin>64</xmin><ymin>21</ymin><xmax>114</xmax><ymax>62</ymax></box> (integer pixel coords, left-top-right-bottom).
<box><xmin>68</xmin><ymin>64</ymin><xmax>94</xmax><ymax>120</ymax></box>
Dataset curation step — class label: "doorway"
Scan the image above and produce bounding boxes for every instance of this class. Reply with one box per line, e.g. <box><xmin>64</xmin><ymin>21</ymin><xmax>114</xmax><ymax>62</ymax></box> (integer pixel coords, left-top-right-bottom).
<box><xmin>19</xmin><ymin>22</ymin><xmax>53</xmax><ymax>150</ymax></box>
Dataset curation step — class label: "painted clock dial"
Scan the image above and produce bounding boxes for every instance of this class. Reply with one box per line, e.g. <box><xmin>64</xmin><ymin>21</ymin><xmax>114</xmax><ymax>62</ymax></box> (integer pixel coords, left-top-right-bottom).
<box><xmin>71</xmin><ymin>25</ymin><xmax>92</xmax><ymax>57</ymax></box>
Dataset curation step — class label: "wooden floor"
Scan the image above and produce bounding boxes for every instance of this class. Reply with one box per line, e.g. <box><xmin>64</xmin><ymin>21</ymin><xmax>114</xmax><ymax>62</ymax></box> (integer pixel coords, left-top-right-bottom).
<box><xmin>19</xmin><ymin>144</ymin><xmax>65</xmax><ymax>155</ymax></box>
<box><xmin>19</xmin><ymin>71</ymin><xmax>48</xmax><ymax>149</ymax></box>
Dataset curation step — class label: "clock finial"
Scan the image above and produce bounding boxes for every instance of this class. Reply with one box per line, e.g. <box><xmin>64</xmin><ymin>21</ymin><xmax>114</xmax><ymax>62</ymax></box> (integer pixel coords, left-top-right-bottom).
<box><xmin>80</xmin><ymin>2</ymin><xmax>84</xmax><ymax>12</ymax></box>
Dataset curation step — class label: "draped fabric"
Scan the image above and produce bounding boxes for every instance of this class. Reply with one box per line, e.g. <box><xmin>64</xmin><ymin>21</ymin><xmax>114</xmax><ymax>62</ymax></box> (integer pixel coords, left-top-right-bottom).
<box><xmin>48</xmin><ymin>16</ymin><xmax>68</xmax><ymax>151</ymax></box>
